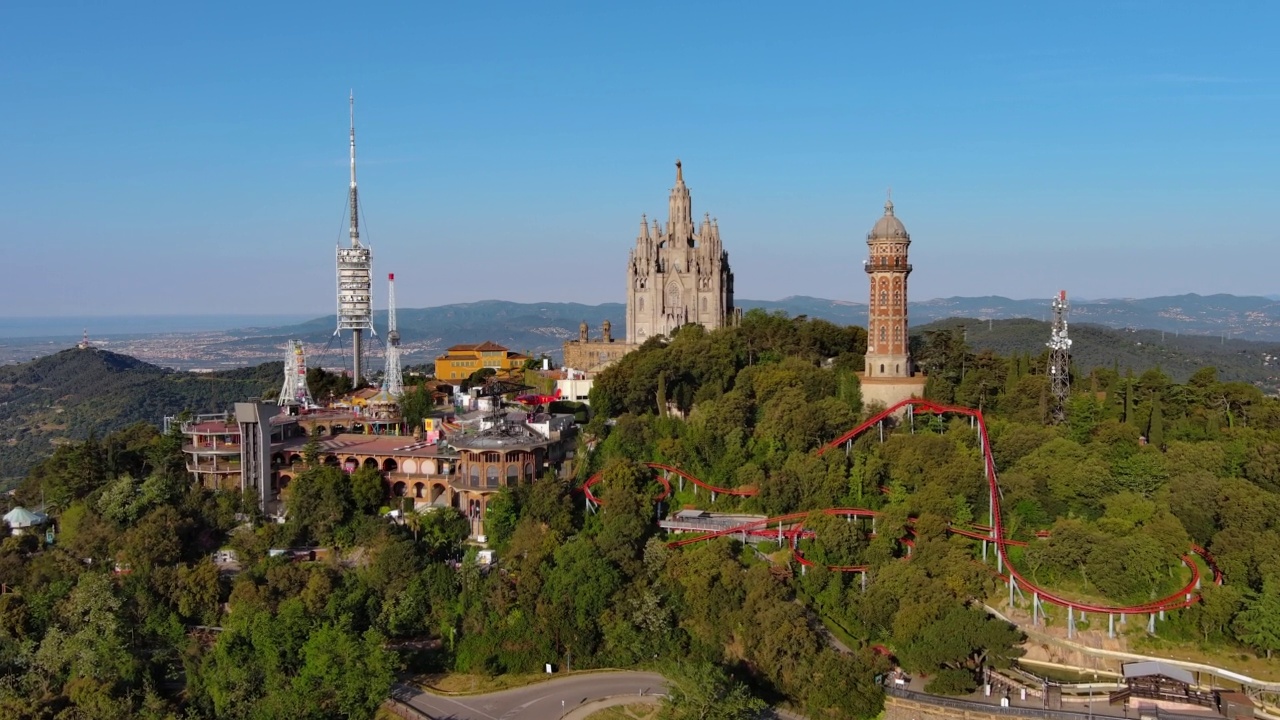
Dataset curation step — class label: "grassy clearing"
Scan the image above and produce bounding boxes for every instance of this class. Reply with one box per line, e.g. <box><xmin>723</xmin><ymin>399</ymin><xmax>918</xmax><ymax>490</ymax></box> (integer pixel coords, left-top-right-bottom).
<box><xmin>1130</xmin><ymin>636</ymin><xmax>1280</xmax><ymax>683</ymax></box>
<box><xmin>416</xmin><ymin>672</ymin><xmax>558</xmax><ymax>694</ymax></box>
<box><xmin>585</xmin><ymin>703</ymin><xmax>661</xmax><ymax>720</ymax></box>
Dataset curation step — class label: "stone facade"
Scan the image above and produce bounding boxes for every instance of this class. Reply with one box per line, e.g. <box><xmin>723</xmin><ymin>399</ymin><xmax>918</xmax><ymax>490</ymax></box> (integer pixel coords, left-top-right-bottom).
<box><xmin>562</xmin><ymin>320</ymin><xmax>636</xmax><ymax>372</ymax></box>
<box><xmin>626</xmin><ymin>161</ymin><xmax>736</xmax><ymax>343</ymax></box>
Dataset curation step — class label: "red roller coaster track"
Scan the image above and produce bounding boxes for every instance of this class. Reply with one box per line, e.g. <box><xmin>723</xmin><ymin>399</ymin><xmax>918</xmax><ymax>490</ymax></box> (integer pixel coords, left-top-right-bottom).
<box><xmin>585</xmin><ymin>398</ymin><xmax>1223</xmax><ymax>624</ymax></box>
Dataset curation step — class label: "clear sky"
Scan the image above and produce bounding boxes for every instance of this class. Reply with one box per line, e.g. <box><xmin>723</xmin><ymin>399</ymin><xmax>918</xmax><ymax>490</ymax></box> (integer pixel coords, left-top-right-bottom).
<box><xmin>3</xmin><ymin>1</ymin><xmax>1278</xmax><ymax>317</ymax></box>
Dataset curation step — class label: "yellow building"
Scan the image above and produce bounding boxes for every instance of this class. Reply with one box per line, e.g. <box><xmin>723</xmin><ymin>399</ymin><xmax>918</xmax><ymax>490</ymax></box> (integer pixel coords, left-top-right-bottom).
<box><xmin>434</xmin><ymin>341</ymin><xmax>528</xmax><ymax>381</ymax></box>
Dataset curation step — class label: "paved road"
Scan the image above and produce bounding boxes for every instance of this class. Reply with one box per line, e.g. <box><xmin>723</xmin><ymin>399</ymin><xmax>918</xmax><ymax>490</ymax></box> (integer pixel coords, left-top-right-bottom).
<box><xmin>391</xmin><ymin>671</ymin><xmax>668</xmax><ymax>720</ymax></box>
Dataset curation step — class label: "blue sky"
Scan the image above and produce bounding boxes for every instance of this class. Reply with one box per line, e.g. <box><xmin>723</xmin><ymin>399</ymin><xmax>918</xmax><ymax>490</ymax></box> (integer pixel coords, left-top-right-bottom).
<box><xmin>2</xmin><ymin>1</ymin><xmax>1278</xmax><ymax>316</ymax></box>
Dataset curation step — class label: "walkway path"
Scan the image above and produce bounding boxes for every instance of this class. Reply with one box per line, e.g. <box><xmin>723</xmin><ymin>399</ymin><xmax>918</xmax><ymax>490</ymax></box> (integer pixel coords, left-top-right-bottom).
<box><xmin>560</xmin><ymin>694</ymin><xmax>660</xmax><ymax>720</ymax></box>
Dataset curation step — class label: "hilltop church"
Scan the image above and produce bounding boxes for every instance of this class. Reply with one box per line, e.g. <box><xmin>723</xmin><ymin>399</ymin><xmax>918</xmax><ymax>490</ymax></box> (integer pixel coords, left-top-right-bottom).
<box><xmin>563</xmin><ymin>161</ymin><xmax>738</xmax><ymax>370</ymax></box>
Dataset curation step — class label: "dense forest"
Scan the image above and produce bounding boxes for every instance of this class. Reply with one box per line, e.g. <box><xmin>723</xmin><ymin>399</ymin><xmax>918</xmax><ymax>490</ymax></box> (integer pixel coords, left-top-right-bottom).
<box><xmin>3</xmin><ymin>309</ymin><xmax>1280</xmax><ymax>718</ymax></box>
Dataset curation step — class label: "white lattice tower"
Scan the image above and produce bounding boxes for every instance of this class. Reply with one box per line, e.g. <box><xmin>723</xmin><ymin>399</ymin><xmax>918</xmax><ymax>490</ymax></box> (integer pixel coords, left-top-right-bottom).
<box><xmin>384</xmin><ymin>272</ymin><xmax>404</xmax><ymax>397</ymax></box>
<box><xmin>278</xmin><ymin>340</ymin><xmax>316</xmax><ymax>407</ymax></box>
<box><xmin>1047</xmin><ymin>290</ymin><xmax>1071</xmax><ymax>423</ymax></box>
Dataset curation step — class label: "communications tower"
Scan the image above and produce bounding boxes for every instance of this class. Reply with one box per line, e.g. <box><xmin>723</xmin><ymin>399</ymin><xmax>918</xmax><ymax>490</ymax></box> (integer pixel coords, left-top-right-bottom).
<box><xmin>334</xmin><ymin>92</ymin><xmax>375</xmax><ymax>384</ymax></box>
<box><xmin>1047</xmin><ymin>290</ymin><xmax>1071</xmax><ymax>423</ymax></box>
<box><xmin>278</xmin><ymin>340</ymin><xmax>316</xmax><ymax>408</ymax></box>
<box><xmin>383</xmin><ymin>273</ymin><xmax>404</xmax><ymax>397</ymax></box>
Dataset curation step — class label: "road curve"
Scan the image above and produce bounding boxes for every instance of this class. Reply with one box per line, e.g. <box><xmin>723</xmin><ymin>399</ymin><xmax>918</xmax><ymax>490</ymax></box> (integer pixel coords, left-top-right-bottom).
<box><xmin>390</xmin><ymin>671</ymin><xmax>668</xmax><ymax>720</ymax></box>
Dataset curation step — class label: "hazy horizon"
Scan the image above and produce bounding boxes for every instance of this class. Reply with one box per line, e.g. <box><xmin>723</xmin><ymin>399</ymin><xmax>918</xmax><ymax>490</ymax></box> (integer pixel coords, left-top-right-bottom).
<box><xmin>4</xmin><ymin>3</ymin><xmax>1278</xmax><ymax>315</ymax></box>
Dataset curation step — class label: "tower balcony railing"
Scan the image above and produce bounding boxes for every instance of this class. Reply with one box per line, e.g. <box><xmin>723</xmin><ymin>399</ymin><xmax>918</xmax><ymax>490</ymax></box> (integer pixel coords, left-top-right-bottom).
<box><xmin>864</xmin><ymin>263</ymin><xmax>912</xmax><ymax>274</ymax></box>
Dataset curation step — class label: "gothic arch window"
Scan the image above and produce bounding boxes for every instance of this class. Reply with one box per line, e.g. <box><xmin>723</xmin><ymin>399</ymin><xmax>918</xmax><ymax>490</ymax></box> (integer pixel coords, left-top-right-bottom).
<box><xmin>879</xmin><ymin>290</ymin><xmax>887</xmax><ymax>306</ymax></box>
<box><xmin>665</xmin><ymin>282</ymin><xmax>682</xmax><ymax>309</ymax></box>
<box><xmin>638</xmin><ymin>297</ymin><xmax>644</xmax><ymax>312</ymax></box>
<box><xmin>879</xmin><ymin>326</ymin><xmax>886</xmax><ymax>343</ymax></box>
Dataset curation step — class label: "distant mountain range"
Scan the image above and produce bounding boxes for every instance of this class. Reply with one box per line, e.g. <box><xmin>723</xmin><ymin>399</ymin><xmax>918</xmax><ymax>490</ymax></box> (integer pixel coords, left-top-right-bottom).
<box><xmin>222</xmin><ymin>293</ymin><xmax>1280</xmax><ymax>365</ymax></box>
<box><xmin>3</xmin><ymin>293</ymin><xmax>1280</xmax><ymax>372</ymax></box>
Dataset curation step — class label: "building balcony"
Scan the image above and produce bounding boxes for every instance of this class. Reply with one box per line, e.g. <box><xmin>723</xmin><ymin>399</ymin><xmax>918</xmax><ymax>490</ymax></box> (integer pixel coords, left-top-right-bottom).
<box><xmin>184</xmin><ymin>443</ymin><xmax>240</xmax><ymax>455</ymax></box>
<box><xmin>187</xmin><ymin>459</ymin><xmax>241</xmax><ymax>474</ymax></box>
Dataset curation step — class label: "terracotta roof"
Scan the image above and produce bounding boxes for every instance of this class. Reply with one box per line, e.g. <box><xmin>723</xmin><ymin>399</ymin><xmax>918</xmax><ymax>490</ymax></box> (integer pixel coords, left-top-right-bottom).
<box><xmin>446</xmin><ymin>343</ymin><xmax>480</xmax><ymax>352</ymax></box>
<box><xmin>474</xmin><ymin>341</ymin><xmax>508</xmax><ymax>352</ymax></box>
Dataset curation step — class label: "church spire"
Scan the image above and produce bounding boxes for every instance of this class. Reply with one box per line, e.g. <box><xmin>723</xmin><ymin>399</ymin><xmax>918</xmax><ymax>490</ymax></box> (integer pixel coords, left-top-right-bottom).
<box><xmin>348</xmin><ymin>91</ymin><xmax>361</xmax><ymax>248</ymax></box>
<box><xmin>669</xmin><ymin>158</ymin><xmax>692</xmax><ymax>241</ymax></box>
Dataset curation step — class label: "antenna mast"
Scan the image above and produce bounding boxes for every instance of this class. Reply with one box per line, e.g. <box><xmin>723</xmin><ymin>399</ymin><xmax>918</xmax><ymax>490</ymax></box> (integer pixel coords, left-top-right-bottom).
<box><xmin>384</xmin><ymin>273</ymin><xmax>404</xmax><ymax>397</ymax></box>
<box><xmin>334</xmin><ymin>92</ymin><xmax>375</xmax><ymax>384</ymax></box>
<box><xmin>1047</xmin><ymin>290</ymin><xmax>1071</xmax><ymax>423</ymax></box>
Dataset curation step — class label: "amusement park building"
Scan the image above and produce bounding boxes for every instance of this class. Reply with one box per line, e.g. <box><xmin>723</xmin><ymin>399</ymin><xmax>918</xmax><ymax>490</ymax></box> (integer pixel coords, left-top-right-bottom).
<box><xmin>183</xmin><ymin>403</ymin><xmax>573</xmax><ymax>538</ymax></box>
<box><xmin>434</xmin><ymin>342</ymin><xmax>528</xmax><ymax>381</ymax></box>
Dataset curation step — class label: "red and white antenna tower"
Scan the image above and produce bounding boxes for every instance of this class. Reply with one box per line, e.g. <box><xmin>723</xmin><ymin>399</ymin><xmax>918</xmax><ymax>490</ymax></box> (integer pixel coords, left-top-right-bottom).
<box><xmin>383</xmin><ymin>273</ymin><xmax>404</xmax><ymax>397</ymax></box>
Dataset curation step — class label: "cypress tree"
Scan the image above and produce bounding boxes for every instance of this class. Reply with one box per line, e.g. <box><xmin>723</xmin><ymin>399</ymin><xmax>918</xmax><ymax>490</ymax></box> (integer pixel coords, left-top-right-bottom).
<box><xmin>1148</xmin><ymin>396</ymin><xmax>1165</xmax><ymax>449</ymax></box>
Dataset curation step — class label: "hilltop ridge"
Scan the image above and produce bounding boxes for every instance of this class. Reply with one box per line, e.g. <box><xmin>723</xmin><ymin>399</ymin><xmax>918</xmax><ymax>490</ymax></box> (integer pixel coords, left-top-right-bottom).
<box><xmin>0</xmin><ymin>347</ymin><xmax>279</xmax><ymax>484</ymax></box>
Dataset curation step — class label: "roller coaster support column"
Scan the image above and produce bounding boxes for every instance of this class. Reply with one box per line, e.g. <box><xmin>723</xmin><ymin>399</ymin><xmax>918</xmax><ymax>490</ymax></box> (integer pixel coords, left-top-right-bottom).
<box><xmin>1032</xmin><ymin>592</ymin><xmax>1044</xmax><ymax>626</ymax></box>
<box><xmin>1009</xmin><ymin>575</ymin><xmax>1017</xmax><ymax>608</ymax></box>
<box><xmin>860</xmin><ymin>570</ymin><xmax>867</xmax><ymax>593</ymax></box>
<box><xmin>1148</xmin><ymin>613</ymin><xmax>1156</xmax><ymax>634</ymax></box>
<box><xmin>879</xmin><ymin>420</ymin><xmax>884</xmax><ymax>443</ymax></box>
<box><xmin>909</xmin><ymin>405</ymin><xmax>915</xmax><ymax>434</ymax></box>
<box><xmin>1108</xmin><ymin>613</ymin><xmax>1115</xmax><ymax>639</ymax></box>
<box><xmin>1068</xmin><ymin>606</ymin><xmax>1076</xmax><ymax>640</ymax></box>
<box><xmin>673</xmin><ymin>470</ymin><xmax>681</xmax><ymax>493</ymax></box>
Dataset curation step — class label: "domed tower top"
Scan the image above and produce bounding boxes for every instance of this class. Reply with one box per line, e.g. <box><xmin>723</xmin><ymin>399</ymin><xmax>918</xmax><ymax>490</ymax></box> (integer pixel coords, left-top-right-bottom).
<box><xmin>868</xmin><ymin>196</ymin><xmax>910</xmax><ymax>241</ymax></box>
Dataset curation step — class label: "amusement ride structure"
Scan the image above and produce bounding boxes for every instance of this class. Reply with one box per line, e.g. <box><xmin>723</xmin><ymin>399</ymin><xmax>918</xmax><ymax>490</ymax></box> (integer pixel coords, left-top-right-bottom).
<box><xmin>277</xmin><ymin>340</ymin><xmax>316</xmax><ymax>408</ymax></box>
<box><xmin>585</xmin><ymin>398</ymin><xmax>1222</xmax><ymax>640</ymax></box>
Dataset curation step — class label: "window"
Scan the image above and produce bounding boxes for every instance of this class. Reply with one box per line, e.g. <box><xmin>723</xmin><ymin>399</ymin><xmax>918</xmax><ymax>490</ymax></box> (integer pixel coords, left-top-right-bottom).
<box><xmin>880</xmin><ymin>364</ymin><xmax>885</xmax><ymax>374</ymax></box>
<box><xmin>879</xmin><ymin>290</ymin><xmax>887</xmax><ymax>306</ymax></box>
<box><xmin>701</xmin><ymin>297</ymin><xmax>707</xmax><ymax>312</ymax></box>
<box><xmin>638</xmin><ymin>297</ymin><xmax>644</xmax><ymax>312</ymax></box>
<box><xmin>879</xmin><ymin>327</ymin><xmax>886</xmax><ymax>342</ymax></box>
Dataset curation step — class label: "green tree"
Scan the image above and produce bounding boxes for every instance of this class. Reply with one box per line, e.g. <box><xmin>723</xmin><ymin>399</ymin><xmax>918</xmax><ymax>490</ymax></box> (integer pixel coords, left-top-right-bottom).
<box><xmin>349</xmin><ymin>465</ymin><xmax>385</xmax><ymax>514</ymax></box>
<box><xmin>1236</xmin><ymin>579</ymin><xmax>1280</xmax><ymax>658</ymax></box>
<box><xmin>659</xmin><ymin>661</ymin><xmax>766</xmax><ymax>720</ymax></box>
